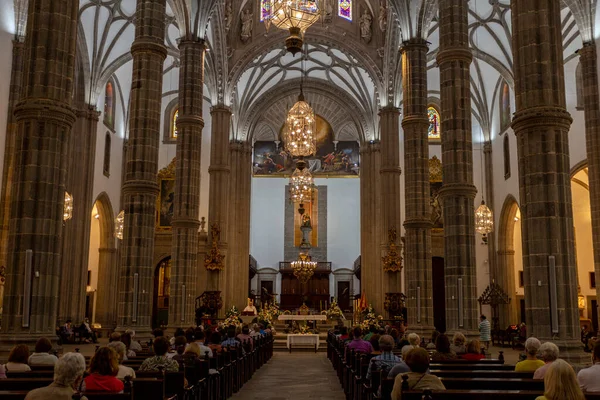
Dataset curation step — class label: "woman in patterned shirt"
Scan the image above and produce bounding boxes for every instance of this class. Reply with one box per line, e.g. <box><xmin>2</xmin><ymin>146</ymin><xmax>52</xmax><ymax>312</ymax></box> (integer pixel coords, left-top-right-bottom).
<box><xmin>139</xmin><ymin>337</ymin><xmax>179</xmax><ymax>373</ymax></box>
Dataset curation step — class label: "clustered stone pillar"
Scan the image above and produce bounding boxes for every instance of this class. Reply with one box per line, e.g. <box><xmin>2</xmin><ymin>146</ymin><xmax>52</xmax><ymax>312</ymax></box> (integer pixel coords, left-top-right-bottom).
<box><xmin>0</xmin><ymin>0</ymin><xmax>79</xmax><ymax>345</ymax></box>
<box><xmin>228</xmin><ymin>141</ymin><xmax>252</xmax><ymax>310</ymax></box>
<box><xmin>169</xmin><ymin>38</ymin><xmax>205</xmax><ymax>327</ymax></box>
<box><xmin>59</xmin><ymin>106</ymin><xmax>100</xmax><ymax>324</ymax></box>
<box><xmin>437</xmin><ymin>0</ymin><xmax>478</xmax><ymax>335</ymax></box>
<box><xmin>579</xmin><ymin>42</ymin><xmax>600</xmax><ymax>330</ymax></box>
<box><xmin>207</xmin><ymin>106</ymin><xmax>231</xmax><ymax>309</ymax></box>
<box><xmin>511</xmin><ymin>0</ymin><xmax>584</xmax><ymax>362</ymax></box>
<box><xmin>379</xmin><ymin>107</ymin><xmax>402</xmax><ymax>299</ymax></box>
<box><xmin>401</xmin><ymin>40</ymin><xmax>434</xmax><ymax>334</ymax></box>
<box><xmin>0</xmin><ymin>40</ymin><xmax>25</xmax><ymax>281</ymax></box>
<box><xmin>117</xmin><ymin>0</ymin><xmax>167</xmax><ymax>336</ymax></box>
<box><xmin>95</xmin><ymin>247</ymin><xmax>119</xmax><ymax>329</ymax></box>
<box><xmin>360</xmin><ymin>142</ymin><xmax>383</xmax><ymax>312</ymax></box>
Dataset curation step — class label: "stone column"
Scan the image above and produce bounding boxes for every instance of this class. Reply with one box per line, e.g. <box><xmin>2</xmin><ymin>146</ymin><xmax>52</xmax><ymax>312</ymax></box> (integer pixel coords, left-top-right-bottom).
<box><xmin>401</xmin><ymin>40</ymin><xmax>434</xmax><ymax>334</ymax></box>
<box><xmin>169</xmin><ymin>38</ymin><xmax>205</xmax><ymax>327</ymax></box>
<box><xmin>579</xmin><ymin>42</ymin><xmax>600</xmax><ymax>330</ymax></box>
<box><xmin>379</xmin><ymin>107</ymin><xmax>402</xmax><ymax>297</ymax></box>
<box><xmin>228</xmin><ymin>141</ymin><xmax>252</xmax><ymax>310</ymax></box>
<box><xmin>511</xmin><ymin>0</ymin><xmax>584</xmax><ymax>362</ymax></box>
<box><xmin>496</xmin><ymin>249</ymin><xmax>517</xmax><ymax>325</ymax></box>
<box><xmin>0</xmin><ymin>0</ymin><xmax>79</xmax><ymax>346</ymax></box>
<box><xmin>206</xmin><ymin>106</ymin><xmax>232</xmax><ymax>310</ymax></box>
<box><xmin>0</xmin><ymin>40</ymin><xmax>25</xmax><ymax>284</ymax></box>
<box><xmin>95</xmin><ymin>248</ymin><xmax>119</xmax><ymax>329</ymax></box>
<box><xmin>360</xmin><ymin>142</ymin><xmax>383</xmax><ymax>312</ymax></box>
<box><xmin>437</xmin><ymin>0</ymin><xmax>478</xmax><ymax>335</ymax></box>
<box><xmin>59</xmin><ymin>106</ymin><xmax>100</xmax><ymax>324</ymax></box>
<box><xmin>117</xmin><ymin>0</ymin><xmax>167</xmax><ymax>336</ymax></box>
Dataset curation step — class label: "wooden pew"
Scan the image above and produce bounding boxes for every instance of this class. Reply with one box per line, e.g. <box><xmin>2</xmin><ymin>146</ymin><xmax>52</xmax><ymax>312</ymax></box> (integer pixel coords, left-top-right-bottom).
<box><xmin>0</xmin><ymin>391</ymin><xmax>132</xmax><ymax>400</ymax></box>
<box><xmin>429</xmin><ymin>363</ymin><xmax>514</xmax><ymax>371</ymax></box>
<box><xmin>439</xmin><ymin>377</ymin><xmax>544</xmax><ymax>391</ymax></box>
<box><xmin>431</xmin><ymin>370</ymin><xmax>534</xmax><ymax>379</ymax></box>
<box><xmin>402</xmin><ymin>390</ymin><xmax>600</xmax><ymax>400</ymax></box>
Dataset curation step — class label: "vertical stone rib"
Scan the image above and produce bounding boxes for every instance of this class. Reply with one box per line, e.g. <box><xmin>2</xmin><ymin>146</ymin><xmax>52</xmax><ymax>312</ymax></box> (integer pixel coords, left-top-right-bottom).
<box><xmin>511</xmin><ymin>0</ymin><xmax>583</xmax><ymax>360</ymax></box>
<box><xmin>59</xmin><ymin>106</ymin><xmax>99</xmax><ymax>324</ymax></box>
<box><xmin>118</xmin><ymin>0</ymin><xmax>167</xmax><ymax>335</ymax></box>
<box><xmin>401</xmin><ymin>40</ymin><xmax>434</xmax><ymax>333</ymax></box>
<box><xmin>437</xmin><ymin>0</ymin><xmax>478</xmax><ymax>335</ymax></box>
<box><xmin>0</xmin><ymin>0</ymin><xmax>79</xmax><ymax>342</ymax></box>
<box><xmin>207</xmin><ymin>106</ymin><xmax>231</xmax><ymax>309</ymax></box>
<box><xmin>580</xmin><ymin>42</ymin><xmax>600</xmax><ymax>331</ymax></box>
<box><xmin>379</xmin><ymin>107</ymin><xmax>402</xmax><ymax>298</ymax></box>
<box><xmin>169</xmin><ymin>39</ymin><xmax>204</xmax><ymax>327</ymax></box>
<box><xmin>0</xmin><ymin>41</ymin><xmax>25</xmax><ymax>284</ymax></box>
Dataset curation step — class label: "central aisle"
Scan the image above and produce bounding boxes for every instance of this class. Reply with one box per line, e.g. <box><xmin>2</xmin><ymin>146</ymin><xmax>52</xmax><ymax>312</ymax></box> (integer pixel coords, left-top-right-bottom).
<box><xmin>232</xmin><ymin>352</ymin><xmax>345</xmax><ymax>399</ymax></box>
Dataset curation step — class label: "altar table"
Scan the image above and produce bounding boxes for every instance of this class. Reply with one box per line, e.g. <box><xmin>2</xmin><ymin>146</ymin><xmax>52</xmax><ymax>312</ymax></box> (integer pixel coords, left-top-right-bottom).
<box><xmin>277</xmin><ymin>315</ymin><xmax>327</xmax><ymax>321</ymax></box>
<box><xmin>286</xmin><ymin>334</ymin><xmax>320</xmax><ymax>353</ymax></box>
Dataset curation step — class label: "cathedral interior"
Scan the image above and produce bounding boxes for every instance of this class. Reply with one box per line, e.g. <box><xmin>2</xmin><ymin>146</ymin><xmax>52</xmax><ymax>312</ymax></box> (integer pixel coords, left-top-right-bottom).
<box><xmin>0</xmin><ymin>0</ymin><xmax>598</xmax><ymax>362</ymax></box>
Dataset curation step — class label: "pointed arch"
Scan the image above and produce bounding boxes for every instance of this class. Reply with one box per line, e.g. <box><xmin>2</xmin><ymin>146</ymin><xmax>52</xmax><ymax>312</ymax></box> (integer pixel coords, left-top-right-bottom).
<box><xmin>497</xmin><ymin>195</ymin><xmax>520</xmax><ymax>326</ymax></box>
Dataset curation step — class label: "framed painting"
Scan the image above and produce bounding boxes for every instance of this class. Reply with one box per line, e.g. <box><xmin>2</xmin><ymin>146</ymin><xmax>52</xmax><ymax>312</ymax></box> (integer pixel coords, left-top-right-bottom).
<box><xmin>156</xmin><ymin>158</ymin><xmax>176</xmax><ymax>231</ymax></box>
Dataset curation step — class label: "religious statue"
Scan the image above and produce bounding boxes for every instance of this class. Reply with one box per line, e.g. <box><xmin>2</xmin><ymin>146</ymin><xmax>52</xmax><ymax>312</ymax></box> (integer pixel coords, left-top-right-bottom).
<box><xmin>430</xmin><ymin>190</ymin><xmax>443</xmax><ymax>227</ymax></box>
<box><xmin>379</xmin><ymin>2</ymin><xmax>387</xmax><ymax>32</ymax></box>
<box><xmin>240</xmin><ymin>9</ymin><xmax>253</xmax><ymax>43</ymax></box>
<box><xmin>224</xmin><ymin>2</ymin><xmax>233</xmax><ymax>33</ymax></box>
<box><xmin>200</xmin><ymin>216</ymin><xmax>206</xmax><ymax>232</ymax></box>
<box><xmin>360</xmin><ymin>9</ymin><xmax>373</xmax><ymax>43</ymax></box>
<box><xmin>302</xmin><ymin>213</ymin><xmax>312</xmax><ymax>228</ymax></box>
<box><xmin>323</xmin><ymin>0</ymin><xmax>333</xmax><ymax>23</ymax></box>
<box><xmin>243</xmin><ymin>298</ymin><xmax>258</xmax><ymax>316</ymax></box>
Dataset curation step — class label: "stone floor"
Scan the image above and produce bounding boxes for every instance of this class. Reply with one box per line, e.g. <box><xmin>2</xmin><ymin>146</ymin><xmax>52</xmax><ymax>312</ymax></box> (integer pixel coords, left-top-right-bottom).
<box><xmin>231</xmin><ymin>352</ymin><xmax>345</xmax><ymax>400</ymax></box>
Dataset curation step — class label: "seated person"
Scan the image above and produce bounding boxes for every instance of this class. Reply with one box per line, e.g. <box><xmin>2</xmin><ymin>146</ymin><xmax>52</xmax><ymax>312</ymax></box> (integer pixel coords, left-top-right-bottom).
<box><xmin>126</xmin><ymin>330</ymin><xmax>143</xmax><ymax>352</ymax></box>
<box><xmin>120</xmin><ymin>332</ymin><xmax>136</xmax><ymax>358</ymax></box>
<box><xmin>28</xmin><ymin>337</ymin><xmax>58</xmax><ymax>366</ymax></box>
<box><xmin>537</xmin><ymin>359</ymin><xmax>584</xmax><ymax>400</ymax></box>
<box><xmin>237</xmin><ymin>325</ymin><xmax>254</xmax><ymax>351</ymax></box>
<box><xmin>346</xmin><ymin>326</ymin><xmax>374</xmax><ymax>354</ymax></box>
<box><xmin>222</xmin><ymin>327</ymin><xmax>244</xmax><ymax>352</ymax></box>
<box><xmin>83</xmin><ymin>347</ymin><xmax>124</xmax><ymax>392</ymax></box>
<box><xmin>60</xmin><ymin>320</ymin><xmax>74</xmax><ymax>343</ymax></box>
<box><xmin>6</xmin><ymin>344</ymin><xmax>31</xmax><ymax>372</ymax></box>
<box><xmin>193</xmin><ymin>330</ymin><xmax>213</xmax><ymax>358</ymax></box>
<box><xmin>139</xmin><ymin>337</ymin><xmax>180</xmax><ymax>372</ymax></box>
<box><xmin>369</xmin><ymin>334</ymin><xmax>381</xmax><ymax>355</ymax></box>
<box><xmin>515</xmin><ymin>337</ymin><xmax>545</xmax><ymax>372</ymax></box>
<box><xmin>108</xmin><ymin>332</ymin><xmax>122</xmax><ymax>343</ymax></box>
<box><xmin>401</xmin><ymin>333</ymin><xmax>420</xmax><ymax>355</ymax></box>
<box><xmin>461</xmin><ymin>339</ymin><xmax>485</xmax><ymax>361</ymax></box>
<box><xmin>431</xmin><ymin>334</ymin><xmax>457</xmax><ymax>361</ymax></box>
<box><xmin>208</xmin><ymin>331</ymin><xmax>224</xmax><ymax>354</ymax></box>
<box><xmin>450</xmin><ymin>332</ymin><xmax>467</xmax><ymax>355</ymax></box>
<box><xmin>171</xmin><ymin>336</ymin><xmax>189</xmax><ymax>367</ymax></box>
<box><xmin>426</xmin><ymin>330</ymin><xmax>440</xmax><ymax>350</ymax></box>
<box><xmin>79</xmin><ymin>318</ymin><xmax>97</xmax><ymax>344</ymax></box>
<box><xmin>24</xmin><ymin>352</ymin><xmax>86</xmax><ymax>400</ymax></box>
<box><xmin>391</xmin><ymin>347</ymin><xmax>446</xmax><ymax>400</ymax></box>
<box><xmin>578</xmin><ymin>342</ymin><xmax>600</xmax><ymax>392</ymax></box>
<box><xmin>182</xmin><ymin>343</ymin><xmax>204</xmax><ymax>384</ymax></box>
<box><xmin>107</xmin><ymin>341</ymin><xmax>136</xmax><ymax>380</ymax></box>
<box><xmin>367</xmin><ymin>335</ymin><xmax>400</xmax><ymax>380</ymax></box>
<box><xmin>534</xmin><ymin>342</ymin><xmax>559</xmax><ymax>380</ymax></box>
<box><xmin>243</xmin><ymin>298</ymin><xmax>257</xmax><ymax>316</ymax></box>
<box><xmin>388</xmin><ymin>345</ymin><xmax>413</xmax><ymax>379</ymax></box>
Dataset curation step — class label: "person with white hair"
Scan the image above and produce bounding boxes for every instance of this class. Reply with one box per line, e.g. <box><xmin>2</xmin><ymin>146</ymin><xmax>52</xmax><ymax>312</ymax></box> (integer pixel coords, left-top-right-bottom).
<box><xmin>25</xmin><ymin>352</ymin><xmax>86</xmax><ymax>400</ymax></box>
<box><xmin>515</xmin><ymin>337</ymin><xmax>545</xmax><ymax>372</ymax></box>
<box><xmin>107</xmin><ymin>341</ymin><xmax>136</xmax><ymax>380</ymax></box>
<box><xmin>126</xmin><ymin>330</ymin><xmax>142</xmax><ymax>352</ymax></box>
<box><xmin>400</xmin><ymin>332</ymin><xmax>420</xmax><ymax>355</ymax></box>
<box><xmin>533</xmin><ymin>342</ymin><xmax>559</xmax><ymax>379</ymax></box>
<box><xmin>387</xmin><ymin>343</ymin><xmax>413</xmax><ymax>379</ymax></box>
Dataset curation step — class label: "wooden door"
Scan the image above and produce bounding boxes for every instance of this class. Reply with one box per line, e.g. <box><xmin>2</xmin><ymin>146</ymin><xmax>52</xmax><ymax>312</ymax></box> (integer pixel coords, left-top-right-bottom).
<box><xmin>338</xmin><ymin>281</ymin><xmax>351</xmax><ymax>312</ymax></box>
<box><xmin>432</xmin><ymin>257</ymin><xmax>446</xmax><ymax>333</ymax></box>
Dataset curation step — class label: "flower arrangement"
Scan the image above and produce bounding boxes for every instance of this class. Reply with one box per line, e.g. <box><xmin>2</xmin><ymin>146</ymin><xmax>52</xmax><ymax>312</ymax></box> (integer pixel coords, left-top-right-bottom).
<box><xmin>258</xmin><ymin>302</ymin><xmax>281</xmax><ymax>326</ymax></box>
<box><xmin>224</xmin><ymin>305</ymin><xmax>243</xmax><ymax>328</ymax></box>
<box><xmin>360</xmin><ymin>304</ymin><xmax>384</xmax><ymax>331</ymax></box>
<box><xmin>326</xmin><ymin>299</ymin><xmax>345</xmax><ymax>321</ymax></box>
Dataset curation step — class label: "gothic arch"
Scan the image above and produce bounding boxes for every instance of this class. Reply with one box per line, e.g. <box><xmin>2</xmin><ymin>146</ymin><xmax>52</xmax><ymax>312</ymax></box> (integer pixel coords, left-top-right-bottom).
<box><xmin>497</xmin><ymin>194</ymin><xmax>520</xmax><ymax>326</ymax></box>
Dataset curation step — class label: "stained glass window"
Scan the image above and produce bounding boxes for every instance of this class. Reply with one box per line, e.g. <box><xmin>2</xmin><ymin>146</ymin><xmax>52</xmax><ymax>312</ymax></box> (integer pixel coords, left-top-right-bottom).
<box><xmin>171</xmin><ymin>109</ymin><xmax>179</xmax><ymax>139</ymax></box>
<box><xmin>339</xmin><ymin>0</ymin><xmax>352</xmax><ymax>20</ymax></box>
<box><xmin>260</xmin><ymin>0</ymin><xmax>271</xmax><ymax>21</ymax></box>
<box><xmin>499</xmin><ymin>81</ymin><xmax>511</xmax><ymax>132</ymax></box>
<box><xmin>428</xmin><ymin>106</ymin><xmax>441</xmax><ymax>140</ymax></box>
<box><xmin>104</xmin><ymin>81</ymin><xmax>114</xmax><ymax>128</ymax></box>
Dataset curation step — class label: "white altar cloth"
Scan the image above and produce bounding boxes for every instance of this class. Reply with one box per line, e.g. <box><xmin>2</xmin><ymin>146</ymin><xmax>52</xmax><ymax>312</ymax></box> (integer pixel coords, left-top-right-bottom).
<box><xmin>286</xmin><ymin>334</ymin><xmax>320</xmax><ymax>351</ymax></box>
<box><xmin>277</xmin><ymin>315</ymin><xmax>327</xmax><ymax>321</ymax></box>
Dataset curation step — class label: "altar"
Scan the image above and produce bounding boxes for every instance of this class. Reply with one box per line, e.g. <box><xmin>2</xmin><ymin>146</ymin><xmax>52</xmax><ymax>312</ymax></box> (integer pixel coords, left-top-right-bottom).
<box><xmin>277</xmin><ymin>314</ymin><xmax>327</xmax><ymax>321</ymax></box>
<box><xmin>286</xmin><ymin>334</ymin><xmax>320</xmax><ymax>353</ymax></box>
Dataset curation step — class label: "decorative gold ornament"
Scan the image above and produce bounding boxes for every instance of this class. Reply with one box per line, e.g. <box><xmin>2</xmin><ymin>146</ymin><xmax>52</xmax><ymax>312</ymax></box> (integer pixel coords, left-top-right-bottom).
<box><xmin>382</xmin><ymin>228</ymin><xmax>402</xmax><ymax>273</ymax></box>
<box><xmin>114</xmin><ymin>210</ymin><xmax>124</xmax><ymax>240</ymax></box>
<box><xmin>291</xmin><ymin>253</ymin><xmax>317</xmax><ymax>284</ymax></box>
<box><xmin>284</xmin><ymin>93</ymin><xmax>317</xmax><ymax>157</ymax></box>
<box><xmin>429</xmin><ymin>155</ymin><xmax>442</xmax><ymax>182</ymax></box>
<box><xmin>204</xmin><ymin>224</ymin><xmax>225</xmax><ymax>271</ymax></box>
<box><xmin>475</xmin><ymin>199</ymin><xmax>494</xmax><ymax>234</ymax></box>
<box><xmin>63</xmin><ymin>192</ymin><xmax>73</xmax><ymax>221</ymax></box>
<box><xmin>266</xmin><ymin>0</ymin><xmax>320</xmax><ymax>54</ymax></box>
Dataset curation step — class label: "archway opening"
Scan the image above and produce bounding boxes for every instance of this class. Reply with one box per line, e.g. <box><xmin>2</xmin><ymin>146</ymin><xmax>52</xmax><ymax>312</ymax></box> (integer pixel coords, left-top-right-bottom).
<box><xmin>153</xmin><ymin>257</ymin><xmax>171</xmax><ymax>329</ymax></box>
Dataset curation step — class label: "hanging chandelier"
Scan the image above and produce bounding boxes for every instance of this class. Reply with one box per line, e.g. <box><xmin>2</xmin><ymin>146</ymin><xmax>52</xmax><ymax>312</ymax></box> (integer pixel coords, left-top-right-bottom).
<box><xmin>285</xmin><ymin>93</ymin><xmax>316</xmax><ymax>158</ymax></box>
<box><xmin>475</xmin><ymin>199</ymin><xmax>494</xmax><ymax>234</ymax></box>
<box><xmin>114</xmin><ymin>210</ymin><xmax>125</xmax><ymax>240</ymax></box>
<box><xmin>266</xmin><ymin>0</ymin><xmax>320</xmax><ymax>55</ymax></box>
<box><xmin>289</xmin><ymin>166</ymin><xmax>314</xmax><ymax>204</ymax></box>
<box><xmin>291</xmin><ymin>253</ymin><xmax>317</xmax><ymax>284</ymax></box>
<box><xmin>63</xmin><ymin>192</ymin><xmax>73</xmax><ymax>221</ymax></box>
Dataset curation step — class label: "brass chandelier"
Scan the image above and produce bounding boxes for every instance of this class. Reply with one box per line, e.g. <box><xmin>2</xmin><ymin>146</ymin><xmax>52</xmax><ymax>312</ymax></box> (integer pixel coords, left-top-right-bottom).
<box><xmin>291</xmin><ymin>253</ymin><xmax>317</xmax><ymax>284</ymax></box>
<box><xmin>475</xmin><ymin>199</ymin><xmax>494</xmax><ymax>235</ymax></box>
<box><xmin>266</xmin><ymin>0</ymin><xmax>320</xmax><ymax>55</ymax></box>
<box><xmin>284</xmin><ymin>92</ymin><xmax>316</xmax><ymax>158</ymax></box>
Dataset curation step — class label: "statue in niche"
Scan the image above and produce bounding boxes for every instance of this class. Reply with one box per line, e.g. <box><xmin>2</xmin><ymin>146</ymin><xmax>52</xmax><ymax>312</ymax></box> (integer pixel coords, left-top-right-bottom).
<box><xmin>200</xmin><ymin>216</ymin><xmax>207</xmax><ymax>232</ymax></box>
<box><xmin>360</xmin><ymin>9</ymin><xmax>373</xmax><ymax>43</ymax></box>
<box><xmin>224</xmin><ymin>2</ymin><xmax>233</xmax><ymax>33</ymax></box>
<box><xmin>323</xmin><ymin>0</ymin><xmax>333</xmax><ymax>22</ymax></box>
<box><xmin>379</xmin><ymin>1</ymin><xmax>387</xmax><ymax>32</ymax></box>
<box><xmin>302</xmin><ymin>213</ymin><xmax>312</xmax><ymax>228</ymax></box>
<box><xmin>240</xmin><ymin>9</ymin><xmax>253</xmax><ymax>43</ymax></box>
<box><xmin>430</xmin><ymin>190</ymin><xmax>443</xmax><ymax>227</ymax></box>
